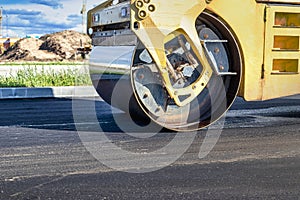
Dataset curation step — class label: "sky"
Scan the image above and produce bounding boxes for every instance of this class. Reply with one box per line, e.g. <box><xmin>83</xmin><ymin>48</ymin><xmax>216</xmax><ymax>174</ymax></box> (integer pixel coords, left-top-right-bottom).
<box><xmin>0</xmin><ymin>0</ymin><xmax>106</xmax><ymax>38</ymax></box>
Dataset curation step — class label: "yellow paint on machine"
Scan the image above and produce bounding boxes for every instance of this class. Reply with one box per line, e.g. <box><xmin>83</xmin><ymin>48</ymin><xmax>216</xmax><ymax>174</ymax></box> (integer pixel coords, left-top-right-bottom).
<box><xmin>206</xmin><ymin>0</ymin><xmax>300</xmax><ymax>100</ymax></box>
<box><xmin>130</xmin><ymin>0</ymin><xmax>213</xmax><ymax>106</ymax></box>
<box><xmin>88</xmin><ymin>0</ymin><xmax>300</xmax><ymax>101</ymax></box>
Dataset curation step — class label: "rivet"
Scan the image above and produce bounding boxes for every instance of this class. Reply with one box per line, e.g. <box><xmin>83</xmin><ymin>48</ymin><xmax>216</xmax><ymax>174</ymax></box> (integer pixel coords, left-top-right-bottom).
<box><xmin>138</xmin><ymin>73</ymin><xmax>144</xmax><ymax>80</ymax></box>
<box><xmin>136</xmin><ymin>0</ymin><xmax>143</xmax><ymax>8</ymax></box>
<box><xmin>139</xmin><ymin>10</ymin><xmax>147</xmax><ymax>17</ymax></box>
<box><xmin>148</xmin><ymin>4</ymin><xmax>155</xmax><ymax>12</ymax></box>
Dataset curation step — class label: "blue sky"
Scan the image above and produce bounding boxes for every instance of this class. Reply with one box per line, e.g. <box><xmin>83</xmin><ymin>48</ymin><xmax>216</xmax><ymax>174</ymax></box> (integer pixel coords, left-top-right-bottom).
<box><xmin>1</xmin><ymin>0</ymin><xmax>105</xmax><ymax>38</ymax></box>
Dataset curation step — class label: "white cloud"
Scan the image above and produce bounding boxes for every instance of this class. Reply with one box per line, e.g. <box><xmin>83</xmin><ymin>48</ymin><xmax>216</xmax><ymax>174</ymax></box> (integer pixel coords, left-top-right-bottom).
<box><xmin>3</xmin><ymin>0</ymin><xmax>107</xmax><ymax>38</ymax></box>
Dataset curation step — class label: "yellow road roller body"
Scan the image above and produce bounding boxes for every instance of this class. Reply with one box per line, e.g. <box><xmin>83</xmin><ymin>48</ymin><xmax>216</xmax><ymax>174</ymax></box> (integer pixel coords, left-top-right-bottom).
<box><xmin>87</xmin><ymin>0</ymin><xmax>300</xmax><ymax>131</ymax></box>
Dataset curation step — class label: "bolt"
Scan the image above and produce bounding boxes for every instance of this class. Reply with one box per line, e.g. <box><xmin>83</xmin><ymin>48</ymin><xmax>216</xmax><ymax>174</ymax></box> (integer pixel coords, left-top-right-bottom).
<box><xmin>214</xmin><ymin>48</ymin><xmax>220</xmax><ymax>54</ymax></box>
<box><xmin>138</xmin><ymin>73</ymin><xmax>144</xmax><ymax>80</ymax></box>
<box><xmin>203</xmin><ymin>34</ymin><xmax>209</xmax><ymax>39</ymax></box>
<box><xmin>139</xmin><ymin>10</ymin><xmax>147</xmax><ymax>18</ymax></box>
<box><xmin>148</xmin><ymin>4</ymin><xmax>155</xmax><ymax>12</ymax></box>
<box><xmin>219</xmin><ymin>65</ymin><xmax>225</xmax><ymax>71</ymax></box>
<box><xmin>136</xmin><ymin>0</ymin><xmax>143</xmax><ymax>8</ymax></box>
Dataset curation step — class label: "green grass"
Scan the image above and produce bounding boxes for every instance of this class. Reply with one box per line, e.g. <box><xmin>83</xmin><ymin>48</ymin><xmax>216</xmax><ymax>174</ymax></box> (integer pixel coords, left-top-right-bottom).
<box><xmin>0</xmin><ymin>61</ymin><xmax>86</xmax><ymax>66</ymax></box>
<box><xmin>0</xmin><ymin>67</ymin><xmax>92</xmax><ymax>87</ymax></box>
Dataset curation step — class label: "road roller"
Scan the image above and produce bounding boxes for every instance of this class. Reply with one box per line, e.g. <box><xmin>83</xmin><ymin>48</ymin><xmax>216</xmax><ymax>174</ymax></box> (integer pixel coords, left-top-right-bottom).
<box><xmin>87</xmin><ymin>0</ymin><xmax>300</xmax><ymax>131</ymax></box>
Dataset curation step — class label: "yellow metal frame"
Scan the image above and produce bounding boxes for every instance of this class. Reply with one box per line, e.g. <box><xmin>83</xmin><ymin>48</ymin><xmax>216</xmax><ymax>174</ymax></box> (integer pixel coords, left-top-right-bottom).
<box><xmin>130</xmin><ymin>0</ymin><xmax>213</xmax><ymax>106</ymax></box>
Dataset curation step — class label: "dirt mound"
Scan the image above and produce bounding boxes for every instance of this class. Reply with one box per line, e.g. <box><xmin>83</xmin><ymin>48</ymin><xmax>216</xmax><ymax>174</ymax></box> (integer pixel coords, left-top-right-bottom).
<box><xmin>40</xmin><ymin>30</ymin><xmax>91</xmax><ymax>60</ymax></box>
<box><xmin>0</xmin><ymin>30</ymin><xmax>91</xmax><ymax>62</ymax></box>
<box><xmin>0</xmin><ymin>38</ymin><xmax>60</xmax><ymax>61</ymax></box>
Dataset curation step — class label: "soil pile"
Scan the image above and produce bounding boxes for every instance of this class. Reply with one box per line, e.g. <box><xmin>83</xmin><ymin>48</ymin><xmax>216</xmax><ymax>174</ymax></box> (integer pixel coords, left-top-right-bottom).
<box><xmin>0</xmin><ymin>30</ymin><xmax>91</xmax><ymax>62</ymax></box>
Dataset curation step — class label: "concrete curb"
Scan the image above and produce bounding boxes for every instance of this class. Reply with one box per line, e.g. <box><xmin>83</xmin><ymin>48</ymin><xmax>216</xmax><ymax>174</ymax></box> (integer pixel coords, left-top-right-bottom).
<box><xmin>0</xmin><ymin>86</ymin><xmax>98</xmax><ymax>99</ymax></box>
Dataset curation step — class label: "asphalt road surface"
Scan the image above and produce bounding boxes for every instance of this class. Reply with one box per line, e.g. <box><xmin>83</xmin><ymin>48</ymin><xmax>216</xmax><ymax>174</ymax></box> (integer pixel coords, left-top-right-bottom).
<box><xmin>0</xmin><ymin>95</ymin><xmax>299</xmax><ymax>199</ymax></box>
